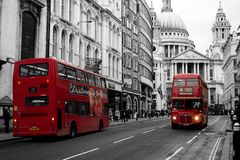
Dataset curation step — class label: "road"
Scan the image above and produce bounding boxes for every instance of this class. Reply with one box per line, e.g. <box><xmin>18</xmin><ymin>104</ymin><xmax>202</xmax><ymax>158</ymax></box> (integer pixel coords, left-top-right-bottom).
<box><xmin>0</xmin><ymin>116</ymin><xmax>229</xmax><ymax>160</ymax></box>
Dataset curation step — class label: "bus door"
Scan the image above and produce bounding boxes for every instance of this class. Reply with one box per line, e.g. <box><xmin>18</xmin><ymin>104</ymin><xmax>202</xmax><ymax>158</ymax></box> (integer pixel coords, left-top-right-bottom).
<box><xmin>63</xmin><ymin>102</ymin><xmax>69</xmax><ymax>132</ymax></box>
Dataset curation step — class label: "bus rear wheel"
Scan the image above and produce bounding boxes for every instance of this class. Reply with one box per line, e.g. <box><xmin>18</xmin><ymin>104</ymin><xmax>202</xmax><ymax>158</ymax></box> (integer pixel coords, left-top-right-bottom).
<box><xmin>70</xmin><ymin>123</ymin><xmax>77</xmax><ymax>138</ymax></box>
<box><xmin>99</xmin><ymin>120</ymin><xmax>103</xmax><ymax>131</ymax></box>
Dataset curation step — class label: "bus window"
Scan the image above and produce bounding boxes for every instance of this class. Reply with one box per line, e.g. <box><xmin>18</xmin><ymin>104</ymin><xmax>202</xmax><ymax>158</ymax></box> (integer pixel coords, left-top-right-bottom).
<box><xmin>68</xmin><ymin>101</ymin><xmax>78</xmax><ymax>114</ymax></box>
<box><xmin>101</xmin><ymin>78</ymin><xmax>106</xmax><ymax>88</ymax></box>
<box><xmin>87</xmin><ymin>73</ymin><xmax>95</xmax><ymax>86</ymax></box>
<box><xmin>95</xmin><ymin>76</ymin><xmax>101</xmax><ymax>87</ymax></box>
<box><xmin>57</xmin><ymin>63</ymin><xmax>66</xmax><ymax>79</ymax></box>
<box><xmin>20</xmin><ymin>63</ymin><xmax>48</xmax><ymax>77</ymax></box>
<box><xmin>76</xmin><ymin>70</ymin><xmax>85</xmax><ymax>83</ymax></box>
<box><xmin>186</xmin><ymin>79</ymin><xmax>198</xmax><ymax>86</ymax></box>
<box><xmin>66</xmin><ymin>67</ymin><xmax>77</xmax><ymax>81</ymax></box>
<box><xmin>185</xmin><ymin>99</ymin><xmax>200</xmax><ymax>110</ymax></box>
<box><xmin>25</xmin><ymin>96</ymin><xmax>49</xmax><ymax>106</ymax></box>
<box><xmin>174</xmin><ymin>79</ymin><xmax>185</xmax><ymax>86</ymax></box>
<box><xmin>78</xmin><ymin>102</ymin><xmax>90</xmax><ymax>116</ymax></box>
<box><xmin>172</xmin><ymin>100</ymin><xmax>184</xmax><ymax>109</ymax></box>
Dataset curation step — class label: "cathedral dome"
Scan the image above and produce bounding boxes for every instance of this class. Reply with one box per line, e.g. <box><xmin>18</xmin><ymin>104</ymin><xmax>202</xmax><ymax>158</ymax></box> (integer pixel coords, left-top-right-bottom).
<box><xmin>158</xmin><ymin>11</ymin><xmax>188</xmax><ymax>34</ymax></box>
<box><xmin>158</xmin><ymin>0</ymin><xmax>188</xmax><ymax>35</ymax></box>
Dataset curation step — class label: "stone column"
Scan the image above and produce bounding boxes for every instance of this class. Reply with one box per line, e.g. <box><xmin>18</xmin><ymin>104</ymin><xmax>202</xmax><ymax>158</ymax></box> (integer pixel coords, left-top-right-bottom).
<box><xmin>193</xmin><ymin>63</ymin><xmax>195</xmax><ymax>73</ymax></box>
<box><xmin>168</xmin><ymin>45</ymin><xmax>170</xmax><ymax>58</ymax></box>
<box><xmin>197</xmin><ymin>63</ymin><xmax>200</xmax><ymax>74</ymax></box>
<box><xmin>185</xmin><ymin>63</ymin><xmax>188</xmax><ymax>73</ymax></box>
<box><xmin>182</xmin><ymin>63</ymin><xmax>184</xmax><ymax>73</ymax></box>
<box><xmin>171</xmin><ymin>63</ymin><xmax>174</xmax><ymax>80</ymax></box>
<box><xmin>175</xmin><ymin>63</ymin><xmax>177</xmax><ymax>74</ymax></box>
<box><xmin>204</xmin><ymin>63</ymin><xmax>207</xmax><ymax>80</ymax></box>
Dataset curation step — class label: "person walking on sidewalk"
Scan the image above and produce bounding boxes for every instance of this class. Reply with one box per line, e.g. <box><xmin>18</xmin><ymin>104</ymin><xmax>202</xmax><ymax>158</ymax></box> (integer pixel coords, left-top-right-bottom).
<box><xmin>3</xmin><ymin>107</ymin><xmax>11</xmax><ymax>133</ymax></box>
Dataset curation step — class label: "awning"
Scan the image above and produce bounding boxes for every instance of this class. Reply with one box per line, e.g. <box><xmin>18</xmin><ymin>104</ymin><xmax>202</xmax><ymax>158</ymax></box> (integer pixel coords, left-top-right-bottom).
<box><xmin>0</xmin><ymin>96</ymin><xmax>13</xmax><ymax>107</ymax></box>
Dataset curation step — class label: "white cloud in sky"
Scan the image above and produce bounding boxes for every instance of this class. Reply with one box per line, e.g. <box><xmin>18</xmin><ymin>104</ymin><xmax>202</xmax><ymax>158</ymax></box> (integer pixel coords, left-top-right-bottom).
<box><xmin>145</xmin><ymin>0</ymin><xmax>240</xmax><ymax>54</ymax></box>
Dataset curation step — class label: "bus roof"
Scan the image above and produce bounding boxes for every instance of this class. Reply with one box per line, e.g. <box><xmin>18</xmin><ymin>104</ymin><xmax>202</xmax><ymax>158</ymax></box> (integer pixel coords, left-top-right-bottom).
<box><xmin>173</xmin><ymin>73</ymin><xmax>201</xmax><ymax>79</ymax></box>
<box><xmin>15</xmin><ymin>57</ymin><xmax>106</xmax><ymax>78</ymax></box>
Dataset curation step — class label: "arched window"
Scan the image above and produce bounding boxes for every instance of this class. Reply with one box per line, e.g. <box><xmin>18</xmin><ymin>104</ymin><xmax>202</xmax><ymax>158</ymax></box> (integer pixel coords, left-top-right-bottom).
<box><xmin>95</xmin><ymin>49</ymin><xmax>98</xmax><ymax>59</ymax></box>
<box><xmin>69</xmin><ymin>34</ymin><xmax>74</xmax><ymax>63</ymax></box>
<box><xmin>87</xmin><ymin>10</ymin><xmax>91</xmax><ymax>36</ymax></box>
<box><xmin>108</xmin><ymin>22</ymin><xmax>111</xmax><ymax>46</ymax></box>
<box><xmin>21</xmin><ymin>11</ymin><xmax>37</xmax><ymax>60</ymax></box>
<box><xmin>95</xmin><ymin>16</ymin><xmax>99</xmax><ymax>41</ymax></box>
<box><xmin>112</xmin><ymin>56</ymin><xmax>115</xmax><ymax>78</ymax></box>
<box><xmin>116</xmin><ymin>58</ymin><xmax>119</xmax><ymax>79</ymax></box>
<box><xmin>86</xmin><ymin>45</ymin><xmax>91</xmax><ymax>58</ymax></box>
<box><xmin>116</xmin><ymin>28</ymin><xmax>119</xmax><ymax>50</ymax></box>
<box><xmin>61</xmin><ymin>0</ymin><xmax>65</xmax><ymax>18</ymax></box>
<box><xmin>80</xmin><ymin>4</ymin><xmax>83</xmax><ymax>30</ymax></box>
<box><xmin>52</xmin><ymin>26</ymin><xmax>58</xmax><ymax>57</ymax></box>
<box><xmin>69</xmin><ymin>0</ymin><xmax>74</xmax><ymax>22</ymax></box>
<box><xmin>112</xmin><ymin>25</ymin><xmax>116</xmax><ymax>49</ymax></box>
<box><xmin>79</xmin><ymin>40</ymin><xmax>82</xmax><ymax>66</ymax></box>
<box><xmin>61</xmin><ymin>30</ymin><xmax>66</xmax><ymax>60</ymax></box>
<box><xmin>108</xmin><ymin>54</ymin><xmax>111</xmax><ymax>76</ymax></box>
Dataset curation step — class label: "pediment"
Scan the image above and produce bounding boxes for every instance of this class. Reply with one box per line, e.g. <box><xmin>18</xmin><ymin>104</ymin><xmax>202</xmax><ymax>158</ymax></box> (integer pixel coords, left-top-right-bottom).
<box><xmin>172</xmin><ymin>49</ymin><xmax>209</xmax><ymax>60</ymax></box>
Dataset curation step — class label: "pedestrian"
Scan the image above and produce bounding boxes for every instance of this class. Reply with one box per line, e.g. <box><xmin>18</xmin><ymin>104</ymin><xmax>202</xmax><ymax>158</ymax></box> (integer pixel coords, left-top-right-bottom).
<box><xmin>3</xmin><ymin>107</ymin><xmax>11</xmax><ymax>133</ymax></box>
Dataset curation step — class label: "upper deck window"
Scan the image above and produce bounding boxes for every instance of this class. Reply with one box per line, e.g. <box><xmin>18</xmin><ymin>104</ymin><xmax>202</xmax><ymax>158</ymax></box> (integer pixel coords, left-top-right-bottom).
<box><xmin>20</xmin><ymin>63</ymin><xmax>48</xmax><ymax>77</ymax></box>
<box><xmin>174</xmin><ymin>79</ymin><xmax>185</xmax><ymax>86</ymax></box>
<box><xmin>186</xmin><ymin>79</ymin><xmax>198</xmax><ymax>86</ymax></box>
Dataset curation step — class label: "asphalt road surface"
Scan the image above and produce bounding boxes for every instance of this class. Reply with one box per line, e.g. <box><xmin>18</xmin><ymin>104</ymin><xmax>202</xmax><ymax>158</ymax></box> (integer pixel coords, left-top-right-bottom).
<box><xmin>0</xmin><ymin>116</ymin><xmax>229</xmax><ymax>160</ymax></box>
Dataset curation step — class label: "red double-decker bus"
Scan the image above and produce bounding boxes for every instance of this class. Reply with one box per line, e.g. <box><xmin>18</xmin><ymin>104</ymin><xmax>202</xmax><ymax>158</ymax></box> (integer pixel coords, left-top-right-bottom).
<box><xmin>13</xmin><ymin>58</ymin><xmax>109</xmax><ymax>137</ymax></box>
<box><xmin>171</xmin><ymin>74</ymin><xmax>208</xmax><ymax>129</ymax></box>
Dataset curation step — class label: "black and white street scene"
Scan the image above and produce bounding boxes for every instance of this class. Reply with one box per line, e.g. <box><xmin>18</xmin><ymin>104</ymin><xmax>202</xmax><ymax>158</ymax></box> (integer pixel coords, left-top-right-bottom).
<box><xmin>0</xmin><ymin>0</ymin><xmax>240</xmax><ymax>160</ymax></box>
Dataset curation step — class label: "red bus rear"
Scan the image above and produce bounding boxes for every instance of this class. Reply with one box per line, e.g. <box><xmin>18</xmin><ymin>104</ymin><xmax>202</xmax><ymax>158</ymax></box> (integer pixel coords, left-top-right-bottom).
<box><xmin>13</xmin><ymin>58</ymin><xmax>109</xmax><ymax>137</ymax></box>
<box><xmin>171</xmin><ymin>74</ymin><xmax>208</xmax><ymax>129</ymax></box>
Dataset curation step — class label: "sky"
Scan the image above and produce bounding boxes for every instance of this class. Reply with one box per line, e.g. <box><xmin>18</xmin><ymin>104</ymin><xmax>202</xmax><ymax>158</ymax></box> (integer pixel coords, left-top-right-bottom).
<box><xmin>145</xmin><ymin>0</ymin><xmax>240</xmax><ymax>54</ymax></box>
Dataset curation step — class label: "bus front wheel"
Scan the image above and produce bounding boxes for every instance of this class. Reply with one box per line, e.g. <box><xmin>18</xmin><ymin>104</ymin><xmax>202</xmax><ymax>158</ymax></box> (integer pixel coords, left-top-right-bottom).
<box><xmin>171</xmin><ymin>122</ymin><xmax>178</xmax><ymax>129</ymax></box>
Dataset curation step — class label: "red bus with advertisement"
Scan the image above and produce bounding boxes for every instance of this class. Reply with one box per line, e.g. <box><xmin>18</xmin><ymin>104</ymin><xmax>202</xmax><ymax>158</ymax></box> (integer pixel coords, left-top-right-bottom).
<box><xmin>171</xmin><ymin>74</ymin><xmax>208</xmax><ymax>129</ymax></box>
<box><xmin>13</xmin><ymin>58</ymin><xmax>109</xmax><ymax>137</ymax></box>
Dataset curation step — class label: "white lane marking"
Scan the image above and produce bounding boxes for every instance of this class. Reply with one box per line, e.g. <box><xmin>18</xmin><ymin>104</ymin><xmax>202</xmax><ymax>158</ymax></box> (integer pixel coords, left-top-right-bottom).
<box><xmin>187</xmin><ymin>136</ymin><xmax>198</xmax><ymax>144</ymax></box>
<box><xmin>113</xmin><ymin>136</ymin><xmax>135</xmax><ymax>144</ymax></box>
<box><xmin>165</xmin><ymin>147</ymin><xmax>183</xmax><ymax>160</ymax></box>
<box><xmin>143</xmin><ymin>129</ymin><xmax>156</xmax><ymax>134</ymax></box>
<box><xmin>62</xmin><ymin>148</ymin><xmax>100</xmax><ymax>160</ymax></box>
<box><xmin>209</xmin><ymin>117</ymin><xmax>220</xmax><ymax>126</ymax></box>
<box><xmin>198</xmin><ymin>132</ymin><xmax>201</xmax><ymax>135</ymax></box>
<box><xmin>209</xmin><ymin>138</ymin><xmax>223</xmax><ymax>160</ymax></box>
<box><xmin>158</xmin><ymin>125</ymin><xmax>168</xmax><ymax>129</ymax></box>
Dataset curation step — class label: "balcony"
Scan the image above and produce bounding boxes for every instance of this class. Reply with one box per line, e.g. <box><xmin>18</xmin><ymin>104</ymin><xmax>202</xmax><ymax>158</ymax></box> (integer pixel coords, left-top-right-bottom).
<box><xmin>85</xmin><ymin>57</ymin><xmax>102</xmax><ymax>73</ymax></box>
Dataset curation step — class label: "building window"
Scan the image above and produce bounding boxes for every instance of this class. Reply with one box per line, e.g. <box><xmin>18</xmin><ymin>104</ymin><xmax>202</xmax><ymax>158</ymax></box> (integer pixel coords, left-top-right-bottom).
<box><xmin>61</xmin><ymin>0</ymin><xmax>64</xmax><ymax>18</ymax></box>
<box><xmin>61</xmin><ymin>30</ymin><xmax>66</xmax><ymax>60</ymax></box>
<box><xmin>52</xmin><ymin>26</ymin><xmax>58</xmax><ymax>57</ymax></box>
<box><xmin>69</xmin><ymin>34</ymin><xmax>74</xmax><ymax>63</ymax></box>
<box><xmin>21</xmin><ymin>11</ymin><xmax>37</xmax><ymax>60</ymax></box>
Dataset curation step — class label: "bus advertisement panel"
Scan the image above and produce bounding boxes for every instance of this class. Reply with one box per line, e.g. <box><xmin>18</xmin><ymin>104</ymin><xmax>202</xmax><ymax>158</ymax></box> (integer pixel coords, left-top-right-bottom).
<box><xmin>13</xmin><ymin>58</ymin><xmax>109</xmax><ymax>137</ymax></box>
<box><xmin>171</xmin><ymin>74</ymin><xmax>208</xmax><ymax>129</ymax></box>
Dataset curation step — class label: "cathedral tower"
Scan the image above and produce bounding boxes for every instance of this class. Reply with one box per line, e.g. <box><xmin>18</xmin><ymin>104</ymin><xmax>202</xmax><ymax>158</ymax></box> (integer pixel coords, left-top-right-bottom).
<box><xmin>212</xmin><ymin>2</ymin><xmax>231</xmax><ymax>45</ymax></box>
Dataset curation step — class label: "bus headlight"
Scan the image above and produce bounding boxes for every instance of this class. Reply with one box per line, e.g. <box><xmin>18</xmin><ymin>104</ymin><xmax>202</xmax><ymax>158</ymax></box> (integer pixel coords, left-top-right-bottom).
<box><xmin>172</xmin><ymin>116</ymin><xmax>177</xmax><ymax>120</ymax></box>
<box><xmin>194</xmin><ymin>115</ymin><xmax>200</xmax><ymax>121</ymax></box>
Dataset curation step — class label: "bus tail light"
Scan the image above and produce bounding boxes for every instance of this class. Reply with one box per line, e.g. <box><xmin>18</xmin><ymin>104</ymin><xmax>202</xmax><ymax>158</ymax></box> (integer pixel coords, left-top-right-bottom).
<box><xmin>13</xmin><ymin>118</ymin><xmax>17</xmax><ymax>128</ymax></box>
<box><xmin>51</xmin><ymin>117</ymin><xmax>55</xmax><ymax>123</ymax></box>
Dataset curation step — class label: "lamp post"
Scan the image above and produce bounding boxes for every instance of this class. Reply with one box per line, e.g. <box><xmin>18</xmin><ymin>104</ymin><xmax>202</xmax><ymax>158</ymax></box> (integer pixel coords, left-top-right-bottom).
<box><xmin>46</xmin><ymin>0</ymin><xmax>51</xmax><ymax>58</ymax></box>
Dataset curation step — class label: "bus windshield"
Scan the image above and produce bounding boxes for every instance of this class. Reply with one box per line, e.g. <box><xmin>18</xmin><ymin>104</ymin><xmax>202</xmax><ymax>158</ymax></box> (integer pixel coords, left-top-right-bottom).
<box><xmin>172</xmin><ymin>100</ymin><xmax>184</xmax><ymax>109</ymax></box>
<box><xmin>185</xmin><ymin>99</ymin><xmax>200</xmax><ymax>110</ymax></box>
<box><xmin>20</xmin><ymin>63</ymin><xmax>48</xmax><ymax>77</ymax></box>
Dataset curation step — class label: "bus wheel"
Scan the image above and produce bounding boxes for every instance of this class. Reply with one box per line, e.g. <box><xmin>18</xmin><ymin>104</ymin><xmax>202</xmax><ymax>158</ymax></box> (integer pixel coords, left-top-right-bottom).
<box><xmin>99</xmin><ymin>120</ymin><xmax>103</xmax><ymax>131</ymax></box>
<box><xmin>70</xmin><ymin>123</ymin><xmax>77</xmax><ymax>138</ymax></box>
<box><xmin>171</xmin><ymin>123</ymin><xmax>178</xmax><ymax>129</ymax></box>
